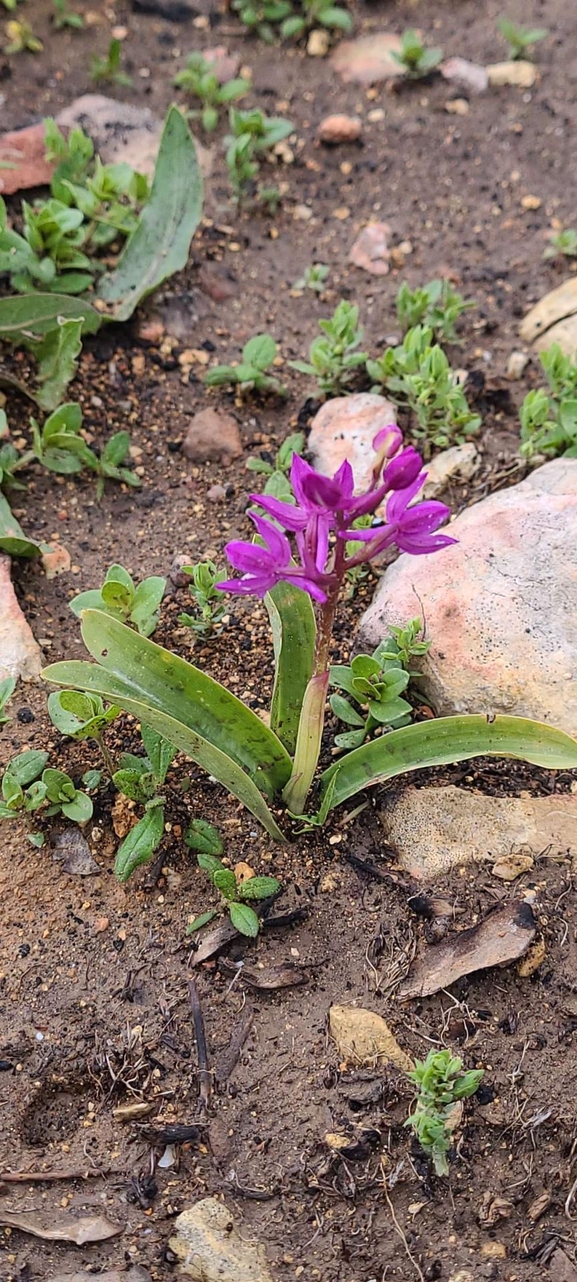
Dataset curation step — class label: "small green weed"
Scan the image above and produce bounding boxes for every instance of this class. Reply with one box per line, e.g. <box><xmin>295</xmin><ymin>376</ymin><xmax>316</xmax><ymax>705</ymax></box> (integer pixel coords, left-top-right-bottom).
<box><xmin>367</xmin><ymin>325</ymin><xmax>482</xmax><ymax>454</ymax></box>
<box><xmin>291</xmin><ymin>300</ymin><xmax>367</xmax><ymax>395</ymax></box>
<box><xmin>206</xmin><ymin>333</ymin><xmax>286</xmax><ymax>395</ymax></box>
<box><xmin>53</xmin><ymin>0</ymin><xmax>83</xmax><ymax>28</ymax></box>
<box><xmin>392</xmin><ymin>28</ymin><xmax>443</xmax><ymax>78</ymax></box>
<box><xmin>174</xmin><ymin>52</ymin><xmax>250</xmax><ymax>132</ymax></box>
<box><xmin>70</xmin><ymin>563</ymin><xmax>166</xmax><ymax>637</ymax></box>
<box><xmin>178</xmin><ymin>560</ymin><xmax>228</xmax><ymax>637</ymax></box>
<box><xmin>497</xmin><ymin>16</ymin><xmax>547</xmax><ymax>60</ymax></box>
<box><xmin>293</xmin><ymin>263</ymin><xmax>330</xmax><ymax>293</ymax></box>
<box><xmin>189</xmin><ymin>846</ymin><xmax>281</xmax><ymax>938</ymax></box>
<box><xmin>0</xmin><ymin>677</ymin><xmax>15</xmax><ymax>727</ymax></box>
<box><xmin>91</xmin><ymin>37</ymin><xmax>132</xmax><ymax>86</ymax></box>
<box><xmin>544</xmin><ymin>228</ymin><xmax>577</xmax><ymax>261</ymax></box>
<box><xmin>406</xmin><ymin>1049</ymin><xmax>484</xmax><ymax>1176</ymax></box>
<box><xmin>112</xmin><ymin>727</ymin><xmax>177</xmax><ymax>882</ymax></box>
<box><xmin>0</xmin><ymin>749</ymin><xmax>94</xmax><ymax>824</ymax></box>
<box><xmin>4</xmin><ymin>17</ymin><xmax>42</xmax><ymax>52</ymax></box>
<box><xmin>396</xmin><ymin>279</ymin><xmax>475</xmax><ymax>344</ymax></box>
<box><xmin>329</xmin><ymin>619</ymin><xmax>429</xmax><ymax>749</ymax></box>
<box><xmin>519</xmin><ymin>344</ymin><xmax>577</xmax><ymax>461</ymax></box>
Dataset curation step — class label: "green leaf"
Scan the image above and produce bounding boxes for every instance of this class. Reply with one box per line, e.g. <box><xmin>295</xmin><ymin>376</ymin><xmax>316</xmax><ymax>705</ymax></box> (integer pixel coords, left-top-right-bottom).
<box><xmin>4</xmin><ymin>750</ymin><xmax>49</xmax><ymax>787</ymax></box>
<box><xmin>140</xmin><ymin>724</ymin><xmax>176</xmax><ymax>784</ymax></box>
<box><xmin>0</xmin><ymin>492</ymin><xmax>42</xmax><ymax>557</ymax></box>
<box><xmin>334</xmin><ymin>728</ymin><xmax>367</xmax><ymax>750</ymax></box>
<box><xmin>229</xmin><ymin>900</ymin><xmax>259</xmax><ymax>937</ymax></box>
<box><xmin>61</xmin><ymin>790</ymin><xmax>93</xmax><ymax>823</ymax></box>
<box><xmin>47</xmin><ymin>688</ymin><xmax>118</xmax><ymax>739</ymax></box>
<box><xmin>78</xmin><ymin>611</ymin><xmax>291</xmax><ymax>798</ymax></box>
<box><xmin>114</xmin><ymin>805</ymin><xmax>165</xmax><ymax>882</ymax></box>
<box><xmin>0</xmin><ymin>294</ymin><xmax>101</xmax><ymax>341</ymax></box>
<box><xmin>197</xmin><ymin>850</ymin><xmax>225</xmax><ymax>875</ymax></box>
<box><xmin>97</xmin><ymin>106</ymin><xmax>203</xmax><ymax>322</ymax></box>
<box><xmin>69</xmin><ymin>589</ymin><xmax>107</xmax><ymax>617</ymax></box>
<box><xmin>130</xmin><ymin>575</ymin><xmax>166</xmax><ymax>636</ymax></box>
<box><xmin>243</xmin><ymin>333</ymin><xmax>276</xmax><ymax>370</ymax></box>
<box><xmin>113</xmin><ymin>767</ymin><xmax>156</xmax><ymax>803</ymax></box>
<box><xmin>101</xmin><ymin>579</ymin><xmax>132</xmax><ymax>613</ymax></box>
<box><xmin>328</xmin><ymin>665</ymin><xmax>357</xmax><ymax>697</ymax></box>
<box><xmin>82</xmin><ymin>769</ymin><xmax>102</xmax><ymax>789</ymax></box>
<box><xmin>367</xmin><ymin>696</ymin><xmax>412</xmax><ymax>724</ymax></box>
<box><xmin>42</xmin><ymin>767</ymin><xmax>75</xmax><ymax>802</ymax></box>
<box><xmin>34</xmin><ymin>316</ymin><xmax>83</xmax><ymax>412</ymax></box>
<box><xmin>105</xmin><ymin>563</ymin><xmax>134</xmax><ymax>589</ymax></box>
<box><xmin>185</xmin><ymin>818</ymin><xmax>223</xmax><ymax>855</ymax></box>
<box><xmin>213</xmin><ymin>866</ymin><xmax>237</xmax><ymax>899</ymax></box>
<box><xmin>186</xmin><ymin>908</ymin><xmax>217</xmax><ymax>934</ymax></box>
<box><xmin>265</xmin><ymin>580</ymin><xmax>316</xmax><ymax>755</ymax></box>
<box><xmin>238</xmin><ymin>875</ymin><xmax>280</xmax><ymax>901</ymax></box>
<box><xmin>28</xmin><ymin>832</ymin><xmax>46</xmax><ymax>848</ymax></box>
<box><xmin>320</xmin><ymin>714</ymin><xmax>577</xmax><ymax>811</ymax></box>
<box><xmin>330</xmin><ymin>693</ymin><xmax>365</xmax><ymax>727</ymax></box>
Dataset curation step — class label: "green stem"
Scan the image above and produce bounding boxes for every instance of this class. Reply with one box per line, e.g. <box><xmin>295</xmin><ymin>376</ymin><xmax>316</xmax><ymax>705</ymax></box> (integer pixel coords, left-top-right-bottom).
<box><xmin>95</xmin><ymin>731</ymin><xmax>115</xmax><ymax>779</ymax></box>
<box><xmin>281</xmin><ymin>670</ymin><xmax>329</xmax><ymax>815</ymax></box>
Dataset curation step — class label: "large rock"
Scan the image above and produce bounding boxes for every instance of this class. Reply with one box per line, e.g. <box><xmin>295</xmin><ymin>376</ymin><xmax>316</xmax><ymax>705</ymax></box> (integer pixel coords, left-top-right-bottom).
<box><xmin>520</xmin><ymin>276</ymin><xmax>577</xmax><ymax>356</ymax></box>
<box><xmin>309</xmin><ymin>393</ymin><xmax>397</xmax><ymax>489</ymax></box>
<box><xmin>381</xmin><ymin>785</ymin><xmax>577</xmax><ymax>879</ymax></box>
<box><xmin>169</xmin><ymin>1199</ymin><xmax>274</xmax><ymax>1282</ymax></box>
<box><xmin>359</xmin><ymin>460</ymin><xmax>577</xmax><ymax>735</ymax></box>
<box><xmin>0</xmin><ymin>123</ymin><xmax>55</xmax><ymax>195</ymax></box>
<box><xmin>0</xmin><ymin>555</ymin><xmax>42</xmax><ymax>682</ymax></box>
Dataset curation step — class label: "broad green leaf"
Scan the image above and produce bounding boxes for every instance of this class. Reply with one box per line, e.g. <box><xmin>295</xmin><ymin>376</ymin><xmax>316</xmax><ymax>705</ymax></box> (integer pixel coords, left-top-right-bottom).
<box><xmin>334</xmin><ymin>728</ymin><xmax>367</xmax><ymax>751</ymax></box>
<box><xmin>367</xmin><ymin>696</ymin><xmax>412</xmax><ymax>724</ymax></box>
<box><xmin>43</xmin><ymin>660</ymin><xmax>288</xmax><ymax>842</ymax></box>
<box><xmin>238</xmin><ymin>875</ymin><xmax>280</xmax><ymax>901</ymax></box>
<box><xmin>3</xmin><ymin>750</ymin><xmax>49</xmax><ymax>787</ymax></box>
<box><xmin>187</xmin><ymin>908</ymin><xmax>217</xmax><ymax>934</ymax></box>
<box><xmin>102</xmin><ymin>580</ymin><xmax>132</xmax><ymax>613</ymax></box>
<box><xmin>97</xmin><ymin>106</ymin><xmax>203</xmax><ymax>322</ymax></box>
<box><xmin>0</xmin><ymin>294</ymin><xmax>101</xmax><ymax>341</ymax></box>
<box><xmin>213</xmin><ymin>867</ymin><xmax>237</xmax><ymax>899</ymax></box>
<box><xmin>186</xmin><ymin>818</ymin><xmax>223</xmax><ymax>856</ymax></box>
<box><xmin>329</xmin><ymin>665</ymin><xmax>357</xmax><ymax>698</ymax></box>
<box><xmin>106</xmin><ymin>563</ymin><xmax>134</xmax><ymax>589</ymax></box>
<box><xmin>330</xmin><ymin>693</ymin><xmax>365</xmax><ymax>727</ymax></box>
<box><xmin>140</xmin><ymin>725</ymin><xmax>176</xmax><ymax>784</ymax></box>
<box><xmin>320</xmin><ymin>714</ymin><xmax>577</xmax><ymax>811</ymax></box>
<box><xmin>115</xmin><ymin>805</ymin><xmax>165</xmax><ymax>882</ymax></box>
<box><xmin>197</xmin><ymin>851</ymin><xmax>225</xmax><ymax>875</ymax></box>
<box><xmin>0</xmin><ymin>492</ymin><xmax>43</xmax><ymax>557</ymax></box>
<box><xmin>243</xmin><ymin>333</ymin><xmax>276</xmax><ymax>370</ymax></box>
<box><xmin>265</xmin><ymin>580</ymin><xmax>316</xmax><ymax>755</ymax></box>
<box><xmin>61</xmin><ymin>791</ymin><xmax>93</xmax><ymax>823</ymax></box>
<box><xmin>47</xmin><ymin>689</ymin><xmax>118</xmax><ymax>738</ymax></box>
<box><xmin>42</xmin><ymin>767</ymin><xmax>75</xmax><ymax>802</ymax></box>
<box><xmin>229</xmin><ymin>901</ymin><xmax>259</xmax><ymax>938</ymax></box>
<box><xmin>78</xmin><ymin>611</ymin><xmax>291</xmax><ymax>797</ymax></box>
<box><xmin>351</xmin><ymin>654</ymin><xmax>381</xmax><ymax>678</ymax></box>
<box><xmin>69</xmin><ymin>589</ymin><xmax>107</xmax><ymax>617</ymax></box>
<box><xmin>130</xmin><ymin>576</ymin><xmax>166</xmax><ymax>636</ymax></box>
<box><xmin>34</xmin><ymin>316</ymin><xmax>83</xmax><ymax>412</ymax></box>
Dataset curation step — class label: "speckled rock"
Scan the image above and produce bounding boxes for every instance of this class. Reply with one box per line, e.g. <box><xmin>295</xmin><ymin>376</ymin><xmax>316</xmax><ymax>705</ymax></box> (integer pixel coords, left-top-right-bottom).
<box><xmin>358</xmin><ymin>459</ymin><xmax>577</xmax><ymax>735</ymax></box>
<box><xmin>0</xmin><ymin>555</ymin><xmax>42</xmax><ymax>682</ymax></box>
<box><xmin>169</xmin><ymin>1199</ymin><xmax>273</xmax><ymax>1281</ymax></box>
<box><xmin>308</xmin><ymin>393</ymin><xmax>397</xmax><ymax>489</ymax></box>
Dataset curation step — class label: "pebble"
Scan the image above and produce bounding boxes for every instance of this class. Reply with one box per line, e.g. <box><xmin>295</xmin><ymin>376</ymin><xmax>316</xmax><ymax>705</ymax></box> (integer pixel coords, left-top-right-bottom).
<box><xmin>41</xmin><ymin>544</ymin><xmax>72</xmax><ymax>580</ymax></box>
<box><xmin>331</xmin><ymin>32</ymin><xmax>404</xmax><ymax>85</ymax></box>
<box><xmin>0</xmin><ymin>555</ymin><xmax>42</xmax><ymax>682</ymax></box>
<box><xmin>506</xmin><ymin>349</ymin><xmax>530</xmax><ymax>379</ymax></box>
<box><xmin>206</xmin><ymin>483</ymin><xmax>226</xmax><ymax>502</ymax></box>
<box><xmin>422</xmin><ymin>442</ymin><xmax>479</xmax><ymax>497</ymax></box>
<box><xmin>445</xmin><ymin>98</ymin><xmax>469</xmax><ymax>115</ymax></box>
<box><xmin>202</xmin><ymin>45</ymin><xmax>241</xmax><ymax>85</ymax></box>
<box><xmin>307</xmin><ymin>29</ymin><xmax>329</xmax><ymax>57</ymax></box>
<box><xmin>486</xmin><ymin>59</ymin><xmax>537</xmax><ymax>88</ymax></box>
<box><xmin>440</xmin><ymin>56</ymin><xmax>489</xmax><ymax>94</ymax></box>
<box><xmin>182</xmin><ymin>408</ymin><xmax>243</xmax><ymax>465</ymax></box>
<box><xmin>317</xmin><ymin>114</ymin><xmax>362</xmax><ymax>144</ymax></box>
<box><xmin>135</xmin><ymin>317</ymin><xmax>165</xmax><ymax>346</ymax></box>
<box><xmin>329</xmin><ymin>1005</ymin><xmax>412</xmax><ymax>1069</ymax></box>
<box><xmin>348</xmin><ymin>221</ymin><xmax>391</xmax><ymax>275</ymax></box>
<box><xmin>359</xmin><ymin>459</ymin><xmax>577</xmax><ymax>735</ymax></box>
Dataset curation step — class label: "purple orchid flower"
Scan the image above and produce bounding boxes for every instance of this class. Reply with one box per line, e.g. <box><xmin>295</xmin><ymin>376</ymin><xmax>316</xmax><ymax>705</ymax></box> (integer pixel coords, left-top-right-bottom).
<box><xmin>341</xmin><ymin>474</ymin><xmax>456</xmax><ymax>558</ymax></box>
<box><xmin>216</xmin><ymin>513</ymin><xmax>331</xmax><ymax>603</ymax></box>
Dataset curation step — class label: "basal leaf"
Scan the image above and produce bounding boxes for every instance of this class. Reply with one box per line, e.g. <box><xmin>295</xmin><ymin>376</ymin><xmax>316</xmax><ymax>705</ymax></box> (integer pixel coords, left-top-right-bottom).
<box><xmin>229</xmin><ymin>900</ymin><xmax>259</xmax><ymax>938</ymax></box>
<box><xmin>0</xmin><ymin>294</ymin><xmax>101</xmax><ymax>341</ymax></box>
<box><xmin>34</xmin><ymin>316</ymin><xmax>83</xmax><ymax>411</ymax></box>
<box><xmin>265</xmin><ymin>580</ymin><xmax>316</xmax><ymax>755</ymax></box>
<box><xmin>114</xmin><ymin>805</ymin><xmax>165</xmax><ymax>882</ymax></box>
<box><xmin>97</xmin><ymin>106</ymin><xmax>203</xmax><ymax>322</ymax></box>
<box><xmin>0</xmin><ymin>492</ymin><xmax>43</xmax><ymax>557</ymax></box>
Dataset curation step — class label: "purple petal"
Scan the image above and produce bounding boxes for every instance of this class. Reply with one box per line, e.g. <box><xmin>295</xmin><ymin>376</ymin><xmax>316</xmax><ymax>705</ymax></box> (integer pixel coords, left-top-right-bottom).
<box><xmin>290</xmin><ymin>452</ymin><xmax>315</xmax><ymax>507</ymax></box>
<box><xmin>383</xmin><ymin>447</ymin><xmax>424</xmax><ymax>492</ymax></box>
<box><xmin>252</xmin><ymin>494</ymin><xmax>309</xmax><ymax>531</ymax></box>
<box><xmin>224</xmin><ymin>539</ymin><xmax>274</xmax><ymax>573</ymax></box>
<box><xmin>385</xmin><ymin>473</ymin><xmax>428</xmax><ymax>521</ymax></box>
<box><xmin>216</xmin><ymin>574</ymin><xmax>277</xmax><ymax>597</ymax></box>
<box><xmin>283</xmin><ymin>572</ymin><xmax>328</xmax><ymax>603</ymax></box>
<box><xmin>249</xmin><ymin>513</ymin><xmax>292</xmax><ymax>565</ymax></box>
<box><xmin>397</xmin><ymin>500</ymin><xmax>452</xmax><ymax>534</ymax></box>
<box><xmin>395</xmin><ymin>532</ymin><xmax>457</xmax><ymax>555</ymax></box>
<box><xmin>332</xmin><ymin>458</ymin><xmax>355</xmax><ymax>500</ymax></box>
<box><xmin>345</xmin><ymin>481</ymin><xmax>390</xmax><ymax>520</ymax></box>
<box><xmin>372</xmin><ymin>423</ymin><xmax>403</xmax><ymax>456</ymax></box>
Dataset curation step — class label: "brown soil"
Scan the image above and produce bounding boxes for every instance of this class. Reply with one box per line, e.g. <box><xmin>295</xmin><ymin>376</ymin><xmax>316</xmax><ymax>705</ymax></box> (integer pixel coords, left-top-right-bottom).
<box><xmin>2</xmin><ymin>0</ymin><xmax>577</xmax><ymax>1279</ymax></box>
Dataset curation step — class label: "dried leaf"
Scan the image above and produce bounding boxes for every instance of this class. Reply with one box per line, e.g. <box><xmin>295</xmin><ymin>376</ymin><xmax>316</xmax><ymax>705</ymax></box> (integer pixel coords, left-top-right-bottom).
<box><xmin>220</xmin><ymin>960</ymin><xmax>307</xmax><ymax>990</ymax></box>
<box><xmin>398</xmin><ymin>901</ymin><xmax>536</xmax><ymax>1000</ymax></box>
<box><xmin>0</xmin><ymin>1209</ymin><xmax>122</xmax><ymax>1244</ymax></box>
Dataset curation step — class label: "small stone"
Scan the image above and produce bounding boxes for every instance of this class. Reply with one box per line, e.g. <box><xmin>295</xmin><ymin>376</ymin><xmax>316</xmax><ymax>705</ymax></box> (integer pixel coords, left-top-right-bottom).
<box><xmin>0</xmin><ymin>123</ymin><xmax>55</xmax><ymax>195</ymax></box>
<box><xmin>293</xmin><ymin>203</ymin><xmax>314</xmax><ymax>222</ymax></box>
<box><xmin>41</xmin><ymin>544</ymin><xmax>71</xmax><ymax>580</ymax></box>
<box><xmin>517</xmin><ymin>936</ymin><xmax>546</xmax><ymax>977</ymax></box>
<box><xmin>329</xmin><ymin>1005</ymin><xmax>412</xmax><ymax>1070</ymax></box>
<box><xmin>183</xmin><ymin>409</ymin><xmax>242</xmax><ymax>465</ymax></box>
<box><xmin>486</xmin><ymin>60</ymin><xmax>537</xmax><ymax>88</ymax></box>
<box><xmin>492</xmin><ymin>852</ymin><xmax>534</xmax><ymax>881</ymax></box>
<box><xmin>440</xmin><ymin>57</ymin><xmax>488</xmax><ymax>94</ymax></box>
<box><xmin>169</xmin><ymin>1198</ymin><xmax>274</xmax><ymax>1281</ymax></box>
<box><xmin>527</xmin><ymin>1190</ymin><xmax>552</xmax><ymax>1222</ymax></box>
<box><xmin>309</xmin><ymin>393</ymin><xmax>397</xmax><ymax>494</ymax></box>
<box><xmin>480</xmin><ymin>1242</ymin><xmax>506</xmax><ymax>1259</ymax></box>
<box><xmin>549</xmin><ymin>1250</ymin><xmax>577</xmax><ymax>1282</ymax></box>
<box><xmin>359</xmin><ymin>459</ymin><xmax>577</xmax><ymax>735</ymax></box>
<box><xmin>521</xmin><ymin>193</ymin><xmax>542</xmax><ymax>210</ymax></box>
<box><xmin>317</xmin><ymin>114</ymin><xmax>362</xmax><ymax>144</ymax></box>
<box><xmin>203</xmin><ymin>45</ymin><xmax>241</xmax><ymax>84</ymax></box>
<box><xmin>445</xmin><ymin>98</ymin><xmax>469</xmax><ymax>115</ymax></box>
<box><xmin>331</xmin><ymin>32</ymin><xmax>404</xmax><ymax>85</ymax></box>
<box><xmin>198</xmin><ymin>265</ymin><xmax>237</xmax><ymax>304</ymax></box>
<box><xmin>52</xmin><ymin>830</ymin><xmax>99</xmax><ymax>876</ymax></box>
<box><xmin>422</xmin><ymin>443</ymin><xmax>479</xmax><ymax>498</ymax></box>
<box><xmin>307</xmin><ymin>28</ymin><xmax>329</xmax><ymax>57</ymax></box>
<box><xmin>57</xmin><ymin>95</ymin><xmax>162</xmax><ymax>177</ymax></box>
<box><xmin>94</xmin><ymin>916</ymin><xmax>110</xmax><ymax>933</ymax></box>
<box><xmin>0</xmin><ymin>555</ymin><xmax>42</xmax><ymax>682</ymax></box>
<box><xmin>507</xmin><ymin>349</ymin><xmax>530</xmax><ymax>379</ymax></box>
<box><xmin>367</xmin><ymin>108</ymin><xmax>385</xmax><ymax>123</ymax></box>
<box><xmin>520</xmin><ymin>276</ymin><xmax>577</xmax><ymax>348</ymax></box>
<box><xmin>348</xmin><ymin>221</ymin><xmax>391</xmax><ymax>275</ymax></box>
<box><xmin>135</xmin><ymin>317</ymin><xmax>165</xmax><ymax>345</ymax></box>
<box><xmin>206</xmin><ymin>483</ymin><xmax>226</xmax><ymax>503</ymax></box>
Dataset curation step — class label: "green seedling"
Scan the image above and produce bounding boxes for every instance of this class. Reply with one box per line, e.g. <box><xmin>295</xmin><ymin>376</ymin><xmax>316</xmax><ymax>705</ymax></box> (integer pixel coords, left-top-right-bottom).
<box><xmin>47</xmin><ymin>689</ymin><xmax>119</xmax><ymax>775</ymax></box>
<box><xmin>0</xmin><ymin>677</ymin><xmax>15</xmax><ymax>727</ymax></box>
<box><xmin>544</xmin><ymin>228</ymin><xmax>577</xmax><ymax>261</ymax></box>
<box><xmin>1</xmin><ymin>0</ymin><xmax>21</xmax><ymax>11</ymax></box>
<box><xmin>291</xmin><ymin>300</ymin><xmax>367</xmax><ymax>395</ymax></box>
<box><xmin>189</xmin><ymin>850</ymin><xmax>281</xmax><ymax>938</ymax></box>
<box><xmin>280</xmin><ymin>0</ymin><xmax>352</xmax><ymax>39</ymax></box>
<box><xmin>0</xmin><ymin>750</ymin><xmax>92</xmax><ymax>823</ymax></box>
<box><xmin>367</xmin><ymin>325</ymin><xmax>481</xmax><ymax>455</ymax></box>
<box><xmin>329</xmin><ymin>619</ymin><xmax>429</xmax><ymax>749</ymax></box>
<box><xmin>53</xmin><ymin>0</ymin><xmax>84</xmax><ymax>28</ymax></box>
<box><xmin>225</xmin><ymin>107</ymin><xmax>293</xmax><ymax>201</ymax></box>
<box><xmin>70</xmin><ymin>563</ymin><xmax>166</xmax><ymax>638</ymax></box>
<box><xmin>4</xmin><ymin>17</ymin><xmax>43</xmax><ymax>52</ymax></box>
<box><xmin>113</xmin><ymin>727</ymin><xmax>177</xmax><ymax>882</ymax></box>
<box><xmin>231</xmin><ymin>0</ymin><xmax>292</xmax><ymax>43</ymax></box>
<box><xmin>497</xmin><ymin>16</ymin><xmax>547</xmax><ymax>60</ymax></box>
<box><xmin>257</xmin><ymin>184</ymin><xmax>282</xmax><ymax>215</ymax></box>
<box><xmin>246</xmin><ymin>430</ymin><xmax>305</xmax><ymax>481</ymax></box>
<box><xmin>396</xmin><ymin>279</ymin><xmax>475</xmax><ymax>344</ymax></box>
<box><xmin>519</xmin><ymin>345</ymin><xmax>577</xmax><ymax>460</ymax></box>
<box><xmin>205</xmin><ymin>333</ymin><xmax>286</xmax><ymax>395</ymax></box>
<box><xmin>91</xmin><ymin>37</ymin><xmax>132</xmax><ymax>86</ymax></box>
<box><xmin>174</xmin><ymin>52</ymin><xmax>249</xmax><ymax>132</ymax></box>
<box><xmin>293</xmin><ymin>263</ymin><xmax>330</xmax><ymax>293</ymax></box>
<box><xmin>178</xmin><ymin>560</ymin><xmax>228</xmax><ymax>637</ymax></box>
<box><xmin>392</xmin><ymin>28</ymin><xmax>443</xmax><ymax>78</ymax></box>
<box><xmin>30</xmin><ymin>404</ymin><xmax>141</xmax><ymax>496</ymax></box>
<box><xmin>406</xmin><ymin>1049</ymin><xmax>484</xmax><ymax>1176</ymax></box>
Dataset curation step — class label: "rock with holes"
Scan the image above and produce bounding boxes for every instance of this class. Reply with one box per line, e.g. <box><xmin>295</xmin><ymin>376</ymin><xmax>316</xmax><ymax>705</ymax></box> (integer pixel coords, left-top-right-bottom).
<box><xmin>358</xmin><ymin>459</ymin><xmax>577</xmax><ymax>735</ymax></box>
<box><xmin>169</xmin><ymin>1199</ymin><xmax>274</xmax><ymax>1282</ymax></box>
<box><xmin>308</xmin><ymin>393</ymin><xmax>397</xmax><ymax>490</ymax></box>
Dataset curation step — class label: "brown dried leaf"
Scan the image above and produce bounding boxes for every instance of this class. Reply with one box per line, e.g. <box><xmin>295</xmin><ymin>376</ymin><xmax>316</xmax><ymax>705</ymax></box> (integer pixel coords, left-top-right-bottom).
<box><xmin>221</xmin><ymin>960</ymin><xmax>307</xmax><ymax>991</ymax></box>
<box><xmin>398</xmin><ymin>901</ymin><xmax>536</xmax><ymax>999</ymax></box>
<box><xmin>0</xmin><ymin>1209</ymin><xmax>123</xmax><ymax>1244</ymax></box>
<box><xmin>527</xmin><ymin>1190</ymin><xmax>552</xmax><ymax>1222</ymax></box>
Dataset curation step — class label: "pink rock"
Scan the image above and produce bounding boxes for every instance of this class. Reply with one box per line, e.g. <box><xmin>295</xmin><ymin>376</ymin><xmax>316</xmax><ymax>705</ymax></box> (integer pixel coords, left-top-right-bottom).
<box><xmin>0</xmin><ymin>554</ymin><xmax>42</xmax><ymax>682</ymax></box>
<box><xmin>203</xmin><ymin>46</ymin><xmax>241</xmax><ymax>85</ymax></box>
<box><xmin>440</xmin><ymin>57</ymin><xmax>489</xmax><ymax>95</ymax></box>
<box><xmin>359</xmin><ymin>459</ymin><xmax>577</xmax><ymax>736</ymax></box>
<box><xmin>331</xmin><ymin>33</ymin><xmax>404</xmax><ymax>86</ymax></box>
<box><xmin>348</xmin><ymin>222</ymin><xmax>391</xmax><ymax>276</ymax></box>
<box><xmin>309</xmin><ymin>393</ymin><xmax>398</xmax><ymax>492</ymax></box>
<box><xmin>182</xmin><ymin>408</ymin><xmax>242</xmax><ymax>464</ymax></box>
<box><xmin>0</xmin><ymin>123</ymin><xmax>55</xmax><ymax>196</ymax></box>
<box><xmin>41</xmin><ymin>543</ymin><xmax>71</xmax><ymax>580</ymax></box>
<box><xmin>317</xmin><ymin>114</ymin><xmax>362</xmax><ymax>145</ymax></box>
